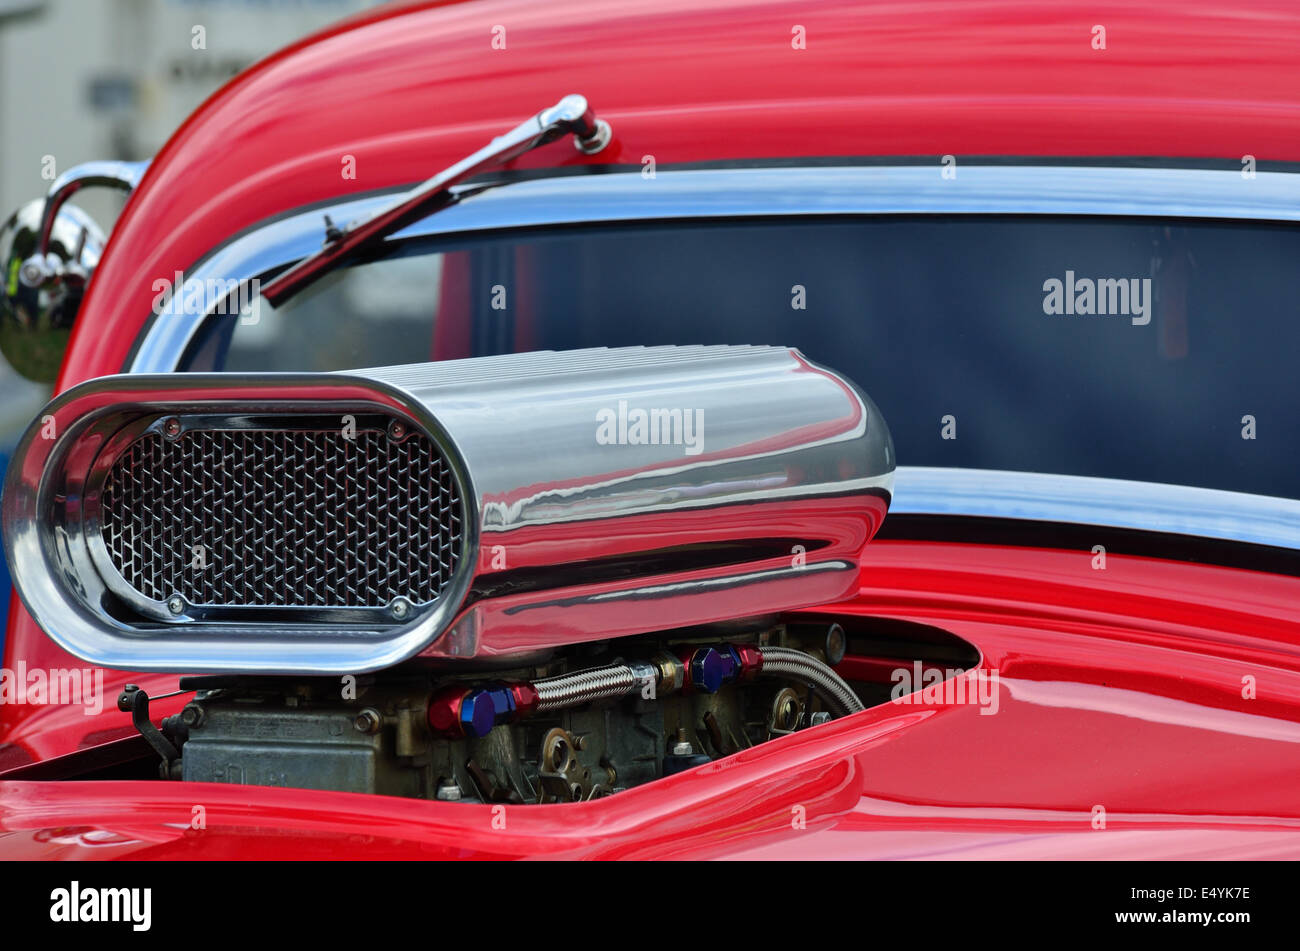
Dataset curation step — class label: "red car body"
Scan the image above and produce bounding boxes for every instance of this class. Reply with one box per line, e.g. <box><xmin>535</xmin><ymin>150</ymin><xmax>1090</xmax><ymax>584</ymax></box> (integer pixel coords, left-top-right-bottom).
<box><xmin>2</xmin><ymin>0</ymin><xmax>1299</xmax><ymax>859</ymax></box>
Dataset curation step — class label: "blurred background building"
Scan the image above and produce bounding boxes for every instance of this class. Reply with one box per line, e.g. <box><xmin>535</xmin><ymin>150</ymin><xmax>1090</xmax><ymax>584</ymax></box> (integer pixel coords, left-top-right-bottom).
<box><xmin>0</xmin><ymin>0</ymin><xmax>383</xmax><ymax>624</ymax></box>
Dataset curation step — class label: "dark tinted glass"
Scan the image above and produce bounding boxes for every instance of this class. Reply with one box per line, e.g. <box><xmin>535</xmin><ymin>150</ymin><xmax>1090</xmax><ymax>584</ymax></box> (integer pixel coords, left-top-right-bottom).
<box><xmin>204</xmin><ymin>216</ymin><xmax>1300</xmax><ymax>499</ymax></box>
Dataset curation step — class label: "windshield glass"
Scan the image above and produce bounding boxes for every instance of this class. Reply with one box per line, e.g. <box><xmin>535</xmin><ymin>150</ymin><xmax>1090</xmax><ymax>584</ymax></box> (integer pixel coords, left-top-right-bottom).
<box><xmin>187</xmin><ymin>215</ymin><xmax>1300</xmax><ymax>501</ymax></box>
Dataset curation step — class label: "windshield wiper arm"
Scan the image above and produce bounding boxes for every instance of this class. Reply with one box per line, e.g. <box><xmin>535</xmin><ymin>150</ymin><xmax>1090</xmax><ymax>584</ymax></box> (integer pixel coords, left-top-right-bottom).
<box><xmin>260</xmin><ymin>94</ymin><xmax>612</xmax><ymax>308</ymax></box>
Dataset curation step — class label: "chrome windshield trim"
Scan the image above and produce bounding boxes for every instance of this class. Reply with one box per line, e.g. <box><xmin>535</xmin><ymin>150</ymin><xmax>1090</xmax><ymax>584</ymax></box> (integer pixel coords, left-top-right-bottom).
<box><xmin>385</xmin><ymin>163</ymin><xmax>1300</xmax><ymax>227</ymax></box>
<box><xmin>129</xmin><ymin>164</ymin><xmax>1300</xmax><ymax>375</ymax></box>
<box><xmin>891</xmin><ymin>466</ymin><xmax>1300</xmax><ymax>552</ymax></box>
<box><xmin>126</xmin><ymin>164</ymin><xmax>1300</xmax><ymax>549</ymax></box>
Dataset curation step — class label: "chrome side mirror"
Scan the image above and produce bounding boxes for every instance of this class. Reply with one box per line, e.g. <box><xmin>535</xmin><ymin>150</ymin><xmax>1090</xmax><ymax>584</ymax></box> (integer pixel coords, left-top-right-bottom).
<box><xmin>0</xmin><ymin>160</ymin><xmax>149</xmax><ymax>383</ymax></box>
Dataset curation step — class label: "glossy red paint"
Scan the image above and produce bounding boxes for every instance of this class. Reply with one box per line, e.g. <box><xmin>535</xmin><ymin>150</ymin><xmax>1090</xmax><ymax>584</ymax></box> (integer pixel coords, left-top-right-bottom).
<box><xmin>10</xmin><ymin>0</ymin><xmax>1300</xmax><ymax>715</ymax></box>
<box><xmin>4</xmin><ymin>0</ymin><xmax>1300</xmax><ymax>858</ymax></box>
<box><xmin>4</xmin><ymin>541</ymin><xmax>1300</xmax><ymax>859</ymax></box>
<box><xmin>55</xmin><ymin>0</ymin><xmax>1300</xmax><ymax>390</ymax></box>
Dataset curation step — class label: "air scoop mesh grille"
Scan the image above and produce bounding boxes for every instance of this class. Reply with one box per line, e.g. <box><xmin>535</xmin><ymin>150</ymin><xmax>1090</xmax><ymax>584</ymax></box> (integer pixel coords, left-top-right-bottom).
<box><xmin>99</xmin><ymin>425</ymin><xmax>463</xmax><ymax>610</ymax></box>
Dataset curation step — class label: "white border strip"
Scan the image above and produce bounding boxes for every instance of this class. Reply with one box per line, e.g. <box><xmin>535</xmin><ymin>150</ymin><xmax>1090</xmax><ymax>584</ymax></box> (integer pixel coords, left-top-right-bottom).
<box><xmin>891</xmin><ymin>466</ymin><xmax>1300</xmax><ymax>551</ymax></box>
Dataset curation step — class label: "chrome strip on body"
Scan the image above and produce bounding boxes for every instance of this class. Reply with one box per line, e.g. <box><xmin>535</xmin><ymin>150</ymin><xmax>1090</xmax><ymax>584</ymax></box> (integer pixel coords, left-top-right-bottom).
<box><xmin>129</xmin><ymin>165</ymin><xmax>1300</xmax><ymax>375</ymax></box>
<box><xmin>125</xmin><ymin>164</ymin><xmax>1300</xmax><ymax>551</ymax></box>
<box><xmin>892</xmin><ymin>466</ymin><xmax>1300</xmax><ymax>551</ymax></box>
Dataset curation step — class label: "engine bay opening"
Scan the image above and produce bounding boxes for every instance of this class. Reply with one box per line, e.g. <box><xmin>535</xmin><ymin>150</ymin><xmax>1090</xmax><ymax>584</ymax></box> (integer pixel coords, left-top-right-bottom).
<box><xmin>53</xmin><ymin>615</ymin><xmax>979</xmax><ymax>804</ymax></box>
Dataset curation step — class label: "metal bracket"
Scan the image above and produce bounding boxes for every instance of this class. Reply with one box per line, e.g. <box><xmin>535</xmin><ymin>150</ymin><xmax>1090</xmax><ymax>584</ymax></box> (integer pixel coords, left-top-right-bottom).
<box><xmin>117</xmin><ymin>684</ymin><xmax>182</xmax><ymax>779</ymax></box>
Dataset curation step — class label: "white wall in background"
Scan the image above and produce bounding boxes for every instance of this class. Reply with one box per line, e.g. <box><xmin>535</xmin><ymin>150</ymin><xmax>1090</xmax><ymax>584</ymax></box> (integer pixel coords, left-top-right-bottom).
<box><xmin>0</xmin><ymin>0</ymin><xmax>379</xmax><ymax>440</ymax></box>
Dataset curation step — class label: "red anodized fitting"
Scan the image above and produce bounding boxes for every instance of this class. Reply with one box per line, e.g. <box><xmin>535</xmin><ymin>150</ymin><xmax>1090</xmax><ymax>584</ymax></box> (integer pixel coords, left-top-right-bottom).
<box><xmin>508</xmin><ymin>682</ymin><xmax>539</xmax><ymax>718</ymax></box>
<box><xmin>427</xmin><ymin>685</ymin><xmax>473</xmax><ymax>738</ymax></box>
<box><xmin>678</xmin><ymin>644</ymin><xmax>763</xmax><ymax>693</ymax></box>
<box><xmin>427</xmin><ymin>681</ymin><xmax>540</xmax><ymax>738</ymax></box>
<box><xmin>732</xmin><ymin>644</ymin><xmax>763</xmax><ymax>681</ymax></box>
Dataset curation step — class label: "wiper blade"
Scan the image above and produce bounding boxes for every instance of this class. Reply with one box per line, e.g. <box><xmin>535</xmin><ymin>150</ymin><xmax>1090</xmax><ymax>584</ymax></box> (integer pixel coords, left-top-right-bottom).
<box><xmin>260</xmin><ymin>94</ymin><xmax>612</xmax><ymax>308</ymax></box>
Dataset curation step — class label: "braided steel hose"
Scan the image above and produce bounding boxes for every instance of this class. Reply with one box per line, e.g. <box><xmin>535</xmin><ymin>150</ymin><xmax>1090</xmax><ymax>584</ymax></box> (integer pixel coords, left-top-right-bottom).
<box><xmin>432</xmin><ymin>646</ymin><xmax>862</xmax><ymax>736</ymax></box>
<box><xmin>533</xmin><ymin>664</ymin><xmax>641</xmax><ymax>713</ymax></box>
<box><xmin>756</xmin><ymin>646</ymin><xmax>864</xmax><ymax>717</ymax></box>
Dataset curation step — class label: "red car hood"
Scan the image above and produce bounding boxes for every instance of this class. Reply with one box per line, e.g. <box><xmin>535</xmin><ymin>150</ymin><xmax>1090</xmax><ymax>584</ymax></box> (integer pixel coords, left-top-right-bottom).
<box><xmin>4</xmin><ymin>540</ymin><xmax>1299</xmax><ymax>859</ymax></box>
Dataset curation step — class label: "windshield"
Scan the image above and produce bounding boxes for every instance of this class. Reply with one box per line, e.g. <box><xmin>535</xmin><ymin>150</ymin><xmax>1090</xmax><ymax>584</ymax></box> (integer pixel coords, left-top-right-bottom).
<box><xmin>186</xmin><ymin>215</ymin><xmax>1300</xmax><ymax>501</ymax></box>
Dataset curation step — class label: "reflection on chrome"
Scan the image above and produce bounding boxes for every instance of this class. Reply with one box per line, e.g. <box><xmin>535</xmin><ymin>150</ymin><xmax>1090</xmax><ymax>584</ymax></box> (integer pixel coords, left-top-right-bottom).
<box><xmin>3</xmin><ymin>345</ymin><xmax>894</xmax><ymax>675</ymax></box>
